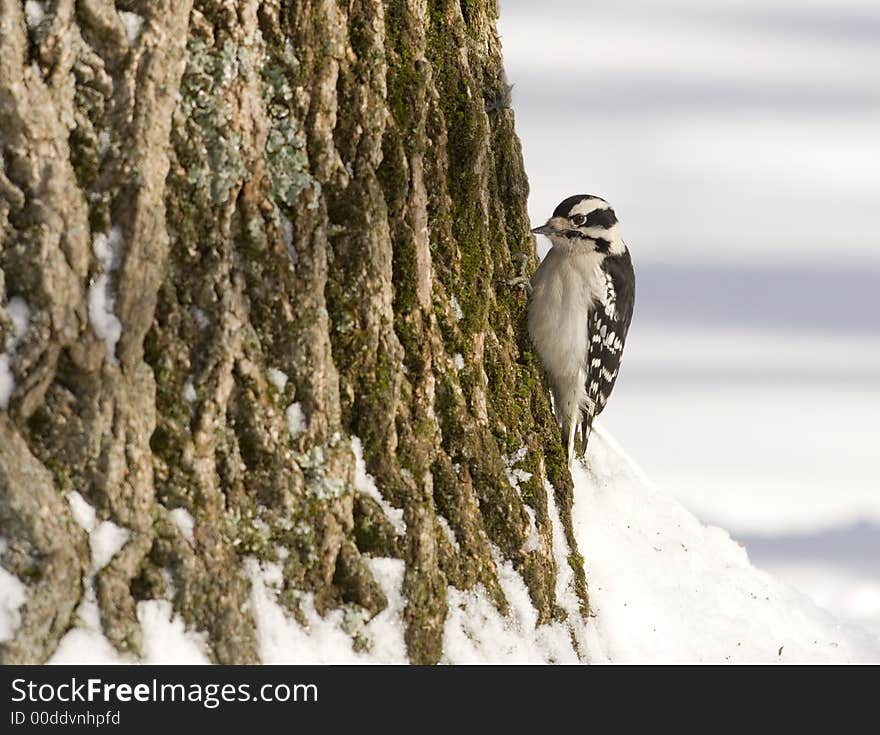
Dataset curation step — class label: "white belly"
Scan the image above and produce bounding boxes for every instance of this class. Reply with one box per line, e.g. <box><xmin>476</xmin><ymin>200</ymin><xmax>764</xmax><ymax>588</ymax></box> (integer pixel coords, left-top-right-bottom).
<box><xmin>527</xmin><ymin>248</ymin><xmax>605</xmax><ymax>422</ymax></box>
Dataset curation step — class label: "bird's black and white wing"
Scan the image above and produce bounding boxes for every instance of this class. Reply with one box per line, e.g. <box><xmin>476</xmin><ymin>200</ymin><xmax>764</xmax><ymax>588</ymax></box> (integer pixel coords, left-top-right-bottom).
<box><xmin>582</xmin><ymin>248</ymin><xmax>635</xmax><ymax>446</ymax></box>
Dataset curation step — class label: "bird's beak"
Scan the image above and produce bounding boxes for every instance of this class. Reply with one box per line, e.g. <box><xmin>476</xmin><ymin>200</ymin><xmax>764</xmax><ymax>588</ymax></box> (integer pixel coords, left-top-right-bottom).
<box><xmin>531</xmin><ymin>223</ymin><xmax>555</xmax><ymax>236</ymax></box>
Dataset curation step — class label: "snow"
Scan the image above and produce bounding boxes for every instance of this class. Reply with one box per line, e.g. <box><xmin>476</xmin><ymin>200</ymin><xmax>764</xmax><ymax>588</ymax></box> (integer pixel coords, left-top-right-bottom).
<box><xmin>351</xmin><ymin>436</ymin><xmax>405</xmax><ymax>534</ymax></box>
<box><xmin>47</xmin><ymin>497</ymin><xmax>207</xmax><ymax>664</ymax></box>
<box><xmin>285</xmin><ymin>402</ymin><xmax>306</xmax><ymax>437</ymax></box>
<box><xmin>137</xmin><ymin>600</ymin><xmax>210</xmax><ymax>664</ymax></box>
<box><xmin>443</xmin><ymin>551</ymin><xmax>580</xmax><ymax>664</ymax></box>
<box><xmin>49</xmin><ymin>592</ymin><xmax>210</xmax><ymax>665</ymax></box>
<box><xmin>505</xmin><ymin>448</ymin><xmax>541</xmax><ymax>552</ymax></box>
<box><xmin>576</xmin><ymin>426</ymin><xmax>880</xmax><ymax>663</ymax></box>
<box><xmin>6</xmin><ymin>424</ymin><xmax>875</xmax><ymax>662</ymax></box>
<box><xmin>521</xmin><ymin>505</ymin><xmax>540</xmax><ymax>553</ymax></box>
<box><xmin>267</xmin><ymin>367</ymin><xmax>289</xmax><ymax>394</ymax></box>
<box><xmin>24</xmin><ymin>1</ymin><xmax>44</xmax><ymax>29</ymax></box>
<box><xmin>88</xmin><ymin>228</ymin><xmax>124</xmax><ymax>365</ymax></box>
<box><xmin>118</xmin><ymin>11</ymin><xmax>144</xmax><ymax>44</ymax></box>
<box><xmin>170</xmin><ymin>508</ymin><xmax>195</xmax><ymax>545</ymax></box>
<box><xmin>0</xmin><ymin>539</ymin><xmax>27</xmax><ymax>643</ymax></box>
<box><xmin>67</xmin><ymin>489</ymin><xmax>130</xmax><ymax>571</ymax></box>
<box><xmin>66</xmin><ymin>491</ymin><xmax>96</xmax><ymax>532</ymax></box>
<box><xmin>247</xmin><ymin>556</ymin><xmax>408</xmax><ymax>664</ymax></box>
<box><xmin>5</xmin><ymin>298</ymin><xmax>30</xmax><ymax>338</ymax></box>
<box><xmin>437</xmin><ymin>515</ymin><xmax>460</xmax><ymax>552</ymax></box>
<box><xmin>229</xmin><ymin>428</ymin><xmax>880</xmax><ymax>663</ymax></box>
<box><xmin>90</xmin><ymin>522</ymin><xmax>129</xmax><ymax>571</ymax></box>
<box><xmin>66</xmin><ymin>490</ymin><xmax>129</xmax><ymax>571</ymax></box>
<box><xmin>0</xmin><ymin>296</ymin><xmax>31</xmax><ymax>409</ymax></box>
<box><xmin>602</xmin><ymin>321</ymin><xmax>880</xmax><ymax>631</ymax></box>
<box><xmin>49</xmin><ymin>576</ymin><xmax>123</xmax><ymax>664</ymax></box>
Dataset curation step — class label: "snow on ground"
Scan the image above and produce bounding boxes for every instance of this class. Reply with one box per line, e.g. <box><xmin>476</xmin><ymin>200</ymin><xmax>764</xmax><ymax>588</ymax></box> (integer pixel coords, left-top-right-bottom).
<box><xmin>443</xmin><ymin>551</ymin><xmax>581</xmax><ymax>664</ymax></box>
<box><xmin>16</xmin><ymin>428</ymin><xmax>877</xmax><ymax>663</ymax></box>
<box><xmin>600</xmin><ymin>321</ymin><xmax>880</xmax><ymax>632</ymax></box>
<box><xmin>49</xmin><ymin>587</ymin><xmax>210</xmax><ymax>665</ymax></box>
<box><xmin>247</xmin><ymin>556</ymin><xmax>409</xmax><ymax>664</ymax></box>
<box><xmin>47</xmin><ymin>493</ymin><xmax>210</xmax><ymax>664</ymax></box>
<box><xmin>578</xmin><ymin>426</ymin><xmax>880</xmax><ymax>663</ymax></box>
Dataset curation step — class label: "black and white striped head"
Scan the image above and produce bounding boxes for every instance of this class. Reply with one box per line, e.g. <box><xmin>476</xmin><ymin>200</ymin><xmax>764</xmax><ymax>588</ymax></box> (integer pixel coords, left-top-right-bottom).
<box><xmin>531</xmin><ymin>195</ymin><xmax>624</xmax><ymax>255</ymax></box>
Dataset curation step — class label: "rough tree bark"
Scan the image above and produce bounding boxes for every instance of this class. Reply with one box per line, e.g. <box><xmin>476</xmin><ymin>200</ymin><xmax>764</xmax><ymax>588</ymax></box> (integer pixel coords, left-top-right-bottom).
<box><xmin>0</xmin><ymin>0</ymin><xmax>588</xmax><ymax>664</ymax></box>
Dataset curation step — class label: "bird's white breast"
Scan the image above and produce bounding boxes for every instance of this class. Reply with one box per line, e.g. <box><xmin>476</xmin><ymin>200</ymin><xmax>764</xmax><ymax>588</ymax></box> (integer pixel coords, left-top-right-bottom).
<box><xmin>527</xmin><ymin>247</ymin><xmax>606</xmax><ymax>418</ymax></box>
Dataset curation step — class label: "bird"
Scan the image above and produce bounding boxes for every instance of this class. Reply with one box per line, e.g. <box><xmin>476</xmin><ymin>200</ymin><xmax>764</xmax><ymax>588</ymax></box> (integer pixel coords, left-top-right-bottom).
<box><xmin>527</xmin><ymin>194</ymin><xmax>635</xmax><ymax>463</ymax></box>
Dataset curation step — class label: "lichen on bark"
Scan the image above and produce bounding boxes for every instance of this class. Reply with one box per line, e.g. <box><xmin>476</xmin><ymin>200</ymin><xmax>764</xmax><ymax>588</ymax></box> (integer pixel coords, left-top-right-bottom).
<box><xmin>0</xmin><ymin>0</ymin><xmax>589</xmax><ymax>665</ymax></box>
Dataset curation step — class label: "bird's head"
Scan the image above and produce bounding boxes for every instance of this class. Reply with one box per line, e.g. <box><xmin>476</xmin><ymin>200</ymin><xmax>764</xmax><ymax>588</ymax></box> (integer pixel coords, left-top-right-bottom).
<box><xmin>531</xmin><ymin>194</ymin><xmax>624</xmax><ymax>256</ymax></box>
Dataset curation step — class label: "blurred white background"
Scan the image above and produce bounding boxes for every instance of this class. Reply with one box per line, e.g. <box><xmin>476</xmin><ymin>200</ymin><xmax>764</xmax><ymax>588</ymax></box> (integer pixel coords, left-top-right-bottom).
<box><xmin>499</xmin><ymin>0</ymin><xmax>880</xmax><ymax>635</ymax></box>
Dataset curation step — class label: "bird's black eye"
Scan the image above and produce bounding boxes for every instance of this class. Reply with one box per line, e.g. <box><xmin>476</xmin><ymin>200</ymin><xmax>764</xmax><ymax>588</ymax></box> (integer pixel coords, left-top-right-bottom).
<box><xmin>570</xmin><ymin>214</ymin><xmax>587</xmax><ymax>227</ymax></box>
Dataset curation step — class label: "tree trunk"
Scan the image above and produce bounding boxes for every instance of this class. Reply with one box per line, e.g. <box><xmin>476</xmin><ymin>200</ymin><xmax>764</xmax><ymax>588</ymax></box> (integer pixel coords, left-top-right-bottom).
<box><xmin>0</xmin><ymin>0</ymin><xmax>587</xmax><ymax>664</ymax></box>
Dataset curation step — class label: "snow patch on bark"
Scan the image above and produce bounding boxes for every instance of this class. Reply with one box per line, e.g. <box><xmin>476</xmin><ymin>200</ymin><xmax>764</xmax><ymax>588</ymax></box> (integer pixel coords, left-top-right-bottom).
<box><xmin>505</xmin><ymin>448</ymin><xmax>541</xmax><ymax>553</ymax></box>
<box><xmin>170</xmin><ymin>508</ymin><xmax>195</xmax><ymax>545</ymax></box>
<box><xmin>437</xmin><ymin>515</ymin><xmax>460</xmax><ymax>552</ymax></box>
<box><xmin>90</xmin><ymin>522</ymin><xmax>130</xmax><ymax>571</ymax></box>
<box><xmin>66</xmin><ymin>491</ymin><xmax>97</xmax><ymax>532</ymax></box>
<box><xmin>118</xmin><ymin>11</ymin><xmax>144</xmax><ymax>43</ymax></box>
<box><xmin>0</xmin><ymin>296</ymin><xmax>31</xmax><ymax>409</ymax></box>
<box><xmin>285</xmin><ymin>402</ymin><xmax>306</xmax><ymax>437</ymax></box>
<box><xmin>24</xmin><ymin>1</ymin><xmax>44</xmax><ymax>29</ymax></box>
<box><xmin>88</xmin><ymin>227</ymin><xmax>124</xmax><ymax>365</ymax></box>
<box><xmin>48</xmin><ymin>580</ymin><xmax>129</xmax><ymax>664</ymax></box>
<box><xmin>0</xmin><ymin>539</ymin><xmax>27</xmax><ymax>643</ymax></box>
<box><xmin>66</xmin><ymin>490</ymin><xmax>129</xmax><ymax>571</ymax></box>
<box><xmin>267</xmin><ymin>368</ymin><xmax>289</xmax><ymax>393</ymax></box>
<box><xmin>351</xmin><ymin>436</ymin><xmax>405</xmax><ymax>534</ymax></box>
<box><xmin>190</xmin><ymin>306</ymin><xmax>210</xmax><ymax>330</ymax></box>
